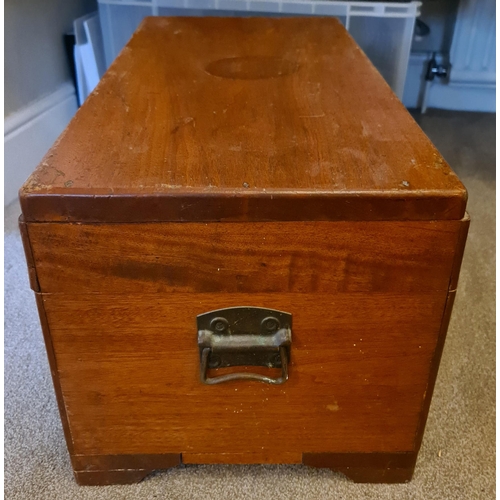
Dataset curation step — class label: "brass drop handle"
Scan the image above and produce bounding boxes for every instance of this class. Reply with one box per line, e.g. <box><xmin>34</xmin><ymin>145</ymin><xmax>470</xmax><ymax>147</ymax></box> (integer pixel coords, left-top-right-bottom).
<box><xmin>197</xmin><ymin>307</ymin><xmax>292</xmax><ymax>385</ymax></box>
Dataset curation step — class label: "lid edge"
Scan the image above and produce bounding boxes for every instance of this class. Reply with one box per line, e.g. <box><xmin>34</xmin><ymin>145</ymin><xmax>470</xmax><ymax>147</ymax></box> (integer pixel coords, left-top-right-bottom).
<box><xmin>20</xmin><ymin>190</ymin><xmax>467</xmax><ymax>223</ymax></box>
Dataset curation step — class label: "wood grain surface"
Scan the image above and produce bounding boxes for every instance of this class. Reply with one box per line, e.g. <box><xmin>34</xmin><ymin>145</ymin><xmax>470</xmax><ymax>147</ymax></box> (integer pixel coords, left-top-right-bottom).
<box><xmin>71</xmin><ymin>453</ymin><xmax>181</xmax><ymax>472</ymax></box>
<box><xmin>20</xmin><ymin>17</ymin><xmax>466</xmax><ymax>223</ymax></box>
<box><xmin>18</xmin><ymin>16</ymin><xmax>470</xmax><ymax>484</ymax></box>
<box><xmin>23</xmin><ymin>215</ymin><xmax>467</xmax><ymax>476</ymax></box>
<box><xmin>21</xmin><ymin>217</ymin><xmax>469</xmax><ymax>482</ymax></box>
<box><xmin>42</xmin><ymin>291</ymin><xmax>448</xmax><ymax>456</ymax></box>
<box><xmin>27</xmin><ymin>220</ymin><xmax>463</xmax><ymax>294</ymax></box>
<box><xmin>302</xmin><ymin>451</ymin><xmax>417</xmax><ymax>483</ymax></box>
<box><xmin>413</xmin><ymin>214</ymin><xmax>470</xmax><ymax>452</ymax></box>
<box><xmin>71</xmin><ymin>453</ymin><xmax>180</xmax><ymax>485</ymax></box>
<box><xmin>73</xmin><ymin>470</ymin><xmax>154</xmax><ymax>486</ymax></box>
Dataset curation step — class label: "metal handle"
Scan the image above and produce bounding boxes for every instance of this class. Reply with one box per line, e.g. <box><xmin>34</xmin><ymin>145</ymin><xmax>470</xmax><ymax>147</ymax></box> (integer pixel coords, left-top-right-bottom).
<box><xmin>200</xmin><ymin>345</ymin><xmax>289</xmax><ymax>385</ymax></box>
<box><xmin>197</xmin><ymin>306</ymin><xmax>292</xmax><ymax>385</ymax></box>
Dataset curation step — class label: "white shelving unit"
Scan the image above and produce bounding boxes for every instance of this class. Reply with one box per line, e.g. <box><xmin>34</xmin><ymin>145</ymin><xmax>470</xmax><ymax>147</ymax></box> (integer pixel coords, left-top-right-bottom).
<box><xmin>98</xmin><ymin>0</ymin><xmax>421</xmax><ymax>98</ymax></box>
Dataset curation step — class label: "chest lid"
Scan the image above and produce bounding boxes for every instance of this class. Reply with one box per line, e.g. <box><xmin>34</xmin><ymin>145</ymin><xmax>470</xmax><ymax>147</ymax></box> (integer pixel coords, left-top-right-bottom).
<box><xmin>20</xmin><ymin>17</ymin><xmax>466</xmax><ymax>223</ymax></box>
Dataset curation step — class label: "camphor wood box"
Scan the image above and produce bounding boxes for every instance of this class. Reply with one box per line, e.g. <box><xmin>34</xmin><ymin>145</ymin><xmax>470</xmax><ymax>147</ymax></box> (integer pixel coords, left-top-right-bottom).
<box><xmin>20</xmin><ymin>17</ymin><xmax>469</xmax><ymax>486</ymax></box>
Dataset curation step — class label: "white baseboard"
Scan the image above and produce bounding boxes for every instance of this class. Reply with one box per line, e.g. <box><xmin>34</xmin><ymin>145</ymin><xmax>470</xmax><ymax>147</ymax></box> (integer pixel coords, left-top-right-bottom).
<box><xmin>424</xmin><ymin>81</ymin><xmax>496</xmax><ymax>113</ymax></box>
<box><xmin>4</xmin><ymin>83</ymin><xmax>78</xmax><ymax>206</ymax></box>
<box><xmin>403</xmin><ymin>52</ymin><xmax>496</xmax><ymax>112</ymax></box>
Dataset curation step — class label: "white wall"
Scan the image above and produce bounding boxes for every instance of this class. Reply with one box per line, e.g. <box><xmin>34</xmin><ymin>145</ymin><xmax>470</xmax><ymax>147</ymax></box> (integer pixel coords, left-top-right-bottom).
<box><xmin>5</xmin><ymin>0</ymin><xmax>96</xmax><ymax>117</ymax></box>
<box><xmin>404</xmin><ymin>0</ymin><xmax>495</xmax><ymax>112</ymax></box>
<box><xmin>4</xmin><ymin>0</ymin><xmax>96</xmax><ymax>205</ymax></box>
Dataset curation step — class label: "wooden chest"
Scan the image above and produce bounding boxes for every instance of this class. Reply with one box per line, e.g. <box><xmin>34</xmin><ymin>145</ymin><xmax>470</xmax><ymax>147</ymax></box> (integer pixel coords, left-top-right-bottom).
<box><xmin>19</xmin><ymin>17</ymin><xmax>468</xmax><ymax>486</ymax></box>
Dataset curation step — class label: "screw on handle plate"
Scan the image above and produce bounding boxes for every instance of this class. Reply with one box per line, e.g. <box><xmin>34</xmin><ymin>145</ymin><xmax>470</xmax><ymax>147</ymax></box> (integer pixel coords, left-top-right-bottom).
<box><xmin>197</xmin><ymin>306</ymin><xmax>292</xmax><ymax>385</ymax></box>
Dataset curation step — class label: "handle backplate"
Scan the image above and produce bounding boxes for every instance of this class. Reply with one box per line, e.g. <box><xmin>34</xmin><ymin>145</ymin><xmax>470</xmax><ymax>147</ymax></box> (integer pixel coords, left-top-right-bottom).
<box><xmin>197</xmin><ymin>306</ymin><xmax>292</xmax><ymax>385</ymax></box>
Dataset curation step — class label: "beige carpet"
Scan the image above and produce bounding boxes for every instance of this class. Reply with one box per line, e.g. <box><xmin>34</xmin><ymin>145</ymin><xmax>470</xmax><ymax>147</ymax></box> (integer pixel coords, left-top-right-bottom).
<box><xmin>4</xmin><ymin>109</ymin><xmax>495</xmax><ymax>499</ymax></box>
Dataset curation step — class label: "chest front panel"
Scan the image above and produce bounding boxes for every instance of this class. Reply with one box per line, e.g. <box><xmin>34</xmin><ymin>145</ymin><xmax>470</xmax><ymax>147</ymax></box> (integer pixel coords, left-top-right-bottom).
<box><xmin>28</xmin><ymin>220</ymin><xmax>462</xmax><ymax>458</ymax></box>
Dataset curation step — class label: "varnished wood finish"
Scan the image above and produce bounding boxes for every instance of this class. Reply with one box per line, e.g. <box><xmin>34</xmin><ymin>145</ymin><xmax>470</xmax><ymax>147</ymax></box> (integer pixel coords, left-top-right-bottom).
<box><xmin>303</xmin><ymin>452</ymin><xmax>416</xmax><ymax>483</ymax></box>
<box><xmin>18</xmin><ymin>217</ymin><xmax>39</xmax><ymax>292</ymax></box>
<box><xmin>71</xmin><ymin>453</ymin><xmax>181</xmax><ymax>471</ymax></box>
<box><xmin>18</xmin><ymin>17</ymin><xmax>470</xmax><ymax>485</ymax></box>
<box><xmin>413</xmin><ymin>215</ymin><xmax>470</xmax><ymax>452</ymax></box>
<box><xmin>20</xmin><ymin>17</ymin><xmax>466</xmax><ymax>223</ymax></box>
<box><xmin>23</xmin><ymin>217</ymin><xmax>467</xmax><ymax>484</ymax></box>
<box><xmin>74</xmin><ymin>470</ymin><xmax>154</xmax><ymax>486</ymax></box>
<box><xmin>42</xmin><ymin>289</ymin><xmax>447</xmax><ymax>456</ymax></box>
<box><xmin>182</xmin><ymin>452</ymin><xmax>302</xmax><ymax>464</ymax></box>
<box><xmin>448</xmin><ymin>215</ymin><xmax>471</xmax><ymax>292</ymax></box>
<box><xmin>32</xmin><ymin>293</ymin><xmax>76</xmax><ymax>456</ymax></box>
<box><xmin>27</xmin><ymin>220</ymin><xmax>463</xmax><ymax>294</ymax></box>
<box><xmin>72</xmin><ymin>454</ymin><xmax>180</xmax><ymax>486</ymax></box>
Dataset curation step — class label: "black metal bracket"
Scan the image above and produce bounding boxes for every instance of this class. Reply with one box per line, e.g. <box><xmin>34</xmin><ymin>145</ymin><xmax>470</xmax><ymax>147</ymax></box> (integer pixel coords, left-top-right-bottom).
<box><xmin>425</xmin><ymin>52</ymin><xmax>450</xmax><ymax>82</ymax></box>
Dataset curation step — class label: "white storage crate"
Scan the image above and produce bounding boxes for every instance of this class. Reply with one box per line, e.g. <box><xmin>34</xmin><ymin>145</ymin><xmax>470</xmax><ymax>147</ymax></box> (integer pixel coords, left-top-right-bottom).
<box><xmin>98</xmin><ymin>0</ymin><xmax>421</xmax><ymax>98</ymax></box>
